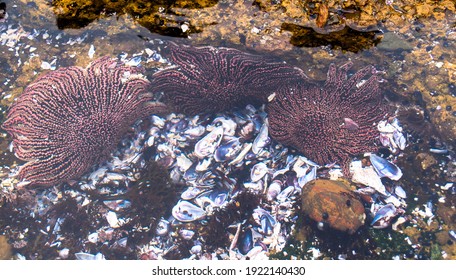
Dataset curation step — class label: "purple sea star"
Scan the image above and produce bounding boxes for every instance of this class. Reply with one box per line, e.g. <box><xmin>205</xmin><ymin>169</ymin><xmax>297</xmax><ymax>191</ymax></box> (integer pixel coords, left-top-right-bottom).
<box><xmin>2</xmin><ymin>57</ymin><xmax>168</xmax><ymax>187</ymax></box>
<box><xmin>268</xmin><ymin>62</ymin><xmax>387</xmax><ymax>175</ymax></box>
<box><xmin>152</xmin><ymin>43</ymin><xmax>308</xmax><ymax>115</ymax></box>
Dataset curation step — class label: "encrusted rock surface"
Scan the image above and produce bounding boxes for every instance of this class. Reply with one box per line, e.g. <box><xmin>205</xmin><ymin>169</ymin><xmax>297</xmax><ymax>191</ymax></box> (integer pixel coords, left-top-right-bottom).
<box><xmin>301</xmin><ymin>179</ymin><xmax>366</xmax><ymax>234</ymax></box>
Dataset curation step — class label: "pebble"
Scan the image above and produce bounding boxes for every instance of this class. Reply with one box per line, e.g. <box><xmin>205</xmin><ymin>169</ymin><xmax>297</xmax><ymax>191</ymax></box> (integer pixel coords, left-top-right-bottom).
<box><xmin>88</xmin><ymin>44</ymin><xmax>95</xmax><ymax>58</ymax></box>
<box><xmin>181</xmin><ymin>23</ymin><xmax>189</xmax><ymax>33</ymax></box>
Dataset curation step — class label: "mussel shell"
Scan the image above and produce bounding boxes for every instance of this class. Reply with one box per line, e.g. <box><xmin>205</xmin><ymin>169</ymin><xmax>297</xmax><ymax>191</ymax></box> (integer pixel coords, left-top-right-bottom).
<box><xmin>183</xmin><ymin>162</ymin><xmax>198</xmax><ymax>182</ymax></box>
<box><xmin>179</xmin><ymin>229</ymin><xmax>195</xmax><ymax>240</ymax></box>
<box><xmin>267</xmin><ymin>180</ymin><xmax>282</xmax><ymax>201</ymax></box>
<box><xmin>250</xmin><ymin>162</ymin><xmax>269</xmax><ymax>182</ymax></box>
<box><xmin>172</xmin><ymin>201</ymin><xmax>206</xmax><ymax>222</ymax></box>
<box><xmin>184</xmin><ymin>125</ymin><xmax>206</xmax><ymax>138</ymax></box>
<box><xmin>393</xmin><ymin>130</ymin><xmax>406</xmax><ymax>150</ymax></box>
<box><xmin>75</xmin><ymin>252</ymin><xmax>104</xmax><ymax>260</ymax></box>
<box><xmin>208</xmin><ymin>190</ymin><xmax>229</xmax><ymax>206</ymax></box>
<box><xmin>369</xmin><ymin>154</ymin><xmax>403</xmax><ymax>181</ymax></box>
<box><xmin>194</xmin><ymin>126</ymin><xmax>224</xmax><ymax>159</ymax></box>
<box><xmin>238</xmin><ymin>228</ymin><xmax>253</xmax><ymax>255</ymax></box>
<box><xmin>156</xmin><ymin>219</ymin><xmax>170</xmax><ymax>236</ymax></box>
<box><xmin>181</xmin><ymin>186</ymin><xmax>207</xmax><ymax>200</ymax></box>
<box><xmin>214</xmin><ymin>138</ymin><xmax>242</xmax><ymax>162</ymax></box>
<box><xmin>103</xmin><ymin>200</ymin><xmax>131</xmax><ymax>211</ymax></box>
<box><xmin>394</xmin><ymin>185</ymin><xmax>407</xmax><ymax>199</ymax></box>
<box><xmin>254</xmin><ymin>208</ymin><xmax>276</xmax><ymax>236</ymax></box>
<box><xmin>193</xmin><ymin>189</ymin><xmax>229</xmax><ymax>209</ymax></box>
<box><xmin>252</xmin><ymin>123</ymin><xmax>270</xmax><ymax>154</ymax></box>
<box><xmin>449</xmin><ymin>230</ymin><xmax>456</xmax><ymax>241</ymax></box>
<box><xmin>210</xmin><ymin>116</ymin><xmax>237</xmax><ymax>136</ymax></box>
<box><xmin>276</xmin><ymin>185</ymin><xmax>295</xmax><ymax>202</ymax></box>
<box><xmin>371</xmin><ymin>203</ymin><xmax>397</xmax><ymax>228</ymax></box>
<box><xmin>297</xmin><ymin>166</ymin><xmax>317</xmax><ymax>187</ymax></box>
<box><xmin>75</xmin><ymin>252</ymin><xmax>97</xmax><ymax>260</ymax></box>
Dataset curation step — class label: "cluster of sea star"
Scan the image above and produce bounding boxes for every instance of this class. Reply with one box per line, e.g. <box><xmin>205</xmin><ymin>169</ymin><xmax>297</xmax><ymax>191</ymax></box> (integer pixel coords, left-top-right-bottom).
<box><xmin>153</xmin><ymin>43</ymin><xmax>387</xmax><ymax>176</ymax></box>
<box><xmin>1</xmin><ymin>42</ymin><xmax>387</xmax><ymax>187</ymax></box>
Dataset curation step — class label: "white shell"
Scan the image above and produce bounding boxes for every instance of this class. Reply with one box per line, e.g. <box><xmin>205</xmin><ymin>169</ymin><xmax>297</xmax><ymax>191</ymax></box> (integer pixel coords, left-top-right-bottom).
<box><xmin>106</xmin><ymin>211</ymin><xmax>120</xmax><ymax>228</ymax></box>
<box><xmin>350</xmin><ymin>161</ymin><xmax>386</xmax><ymax>195</ymax></box>
<box><xmin>184</xmin><ymin>125</ymin><xmax>206</xmax><ymax>137</ymax></box>
<box><xmin>88</xmin><ymin>167</ymin><xmax>108</xmax><ymax>182</ymax></box>
<box><xmin>181</xmin><ymin>187</ymin><xmax>207</xmax><ymax>200</ymax></box>
<box><xmin>394</xmin><ymin>185</ymin><xmax>407</xmax><ymax>199</ymax></box>
<box><xmin>105</xmin><ymin>172</ymin><xmax>127</xmax><ymax>181</ymax></box>
<box><xmin>156</xmin><ymin>219</ymin><xmax>170</xmax><ymax>236</ymax></box>
<box><xmin>59</xmin><ymin>248</ymin><xmax>70</xmax><ymax>259</ymax></box>
<box><xmin>250</xmin><ymin>162</ymin><xmax>268</xmax><ymax>182</ymax></box>
<box><xmin>229</xmin><ymin>143</ymin><xmax>252</xmax><ymax>166</ymax></box>
<box><xmin>87</xmin><ymin>232</ymin><xmax>98</xmax><ymax>243</ymax></box>
<box><xmin>75</xmin><ymin>252</ymin><xmax>96</xmax><ymax>260</ymax></box>
<box><xmin>179</xmin><ymin>229</ymin><xmax>195</xmax><ymax>240</ymax></box>
<box><xmin>172</xmin><ymin>201</ymin><xmax>206</xmax><ymax>222</ymax></box>
<box><xmin>176</xmin><ymin>154</ymin><xmax>193</xmax><ymax>172</ymax></box>
<box><xmin>276</xmin><ymin>186</ymin><xmax>295</xmax><ymax>202</ymax></box>
<box><xmin>252</xmin><ymin>122</ymin><xmax>269</xmax><ymax>154</ymax></box>
<box><xmin>267</xmin><ymin>181</ymin><xmax>282</xmax><ymax>201</ymax></box>
<box><xmin>209</xmin><ymin>117</ymin><xmax>237</xmax><ymax>136</ymax></box>
<box><xmin>151</xmin><ymin>115</ymin><xmax>165</xmax><ymax>128</ymax></box>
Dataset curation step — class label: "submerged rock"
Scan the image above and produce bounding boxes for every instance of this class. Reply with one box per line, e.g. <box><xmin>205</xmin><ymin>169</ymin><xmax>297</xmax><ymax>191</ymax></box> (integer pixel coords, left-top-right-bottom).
<box><xmin>0</xmin><ymin>235</ymin><xmax>12</xmax><ymax>260</ymax></box>
<box><xmin>301</xmin><ymin>179</ymin><xmax>366</xmax><ymax>234</ymax></box>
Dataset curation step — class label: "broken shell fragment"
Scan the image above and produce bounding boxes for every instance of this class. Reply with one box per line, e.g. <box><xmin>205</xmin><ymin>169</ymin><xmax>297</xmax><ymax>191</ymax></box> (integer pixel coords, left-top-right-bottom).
<box><xmin>350</xmin><ymin>160</ymin><xmax>386</xmax><ymax>195</ymax></box>
<box><xmin>106</xmin><ymin>211</ymin><xmax>121</xmax><ymax>228</ymax></box>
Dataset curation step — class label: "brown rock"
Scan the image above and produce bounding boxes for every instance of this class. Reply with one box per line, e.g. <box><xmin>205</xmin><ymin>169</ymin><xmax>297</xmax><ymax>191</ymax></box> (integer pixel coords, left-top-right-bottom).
<box><xmin>416</xmin><ymin>153</ymin><xmax>438</xmax><ymax>170</ymax></box>
<box><xmin>435</xmin><ymin>230</ymin><xmax>450</xmax><ymax>246</ymax></box>
<box><xmin>0</xmin><ymin>235</ymin><xmax>12</xmax><ymax>260</ymax></box>
<box><xmin>301</xmin><ymin>179</ymin><xmax>366</xmax><ymax>234</ymax></box>
<box><xmin>436</xmin><ymin>204</ymin><xmax>456</xmax><ymax>226</ymax></box>
<box><xmin>316</xmin><ymin>4</ymin><xmax>328</xmax><ymax>28</ymax></box>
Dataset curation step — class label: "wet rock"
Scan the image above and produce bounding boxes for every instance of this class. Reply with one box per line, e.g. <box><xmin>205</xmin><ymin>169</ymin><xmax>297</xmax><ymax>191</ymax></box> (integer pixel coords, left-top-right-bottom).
<box><xmin>436</xmin><ymin>204</ymin><xmax>456</xmax><ymax>227</ymax></box>
<box><xmin>51</xmin><ymin>0</ymin><xmax>216</xmax><ymax>37</ymax></box>
<box><xmin>301</xmin><ymin>179</ymin><xmax>366</xmax><ymax>234</ymax></box>
<box><xmin>435</xmin><ymin>230</ymin><xmax>450</xmax><ymax>246</ymax></box>
<box><xmin>377</xmin><ymin>32</ymin><xmax>414</xmax><ymax>51</ymax></box>
<box><xmin>281</xmin><ymin>23</ymin><xmax>381</xmax><ymax>53</ymax></box>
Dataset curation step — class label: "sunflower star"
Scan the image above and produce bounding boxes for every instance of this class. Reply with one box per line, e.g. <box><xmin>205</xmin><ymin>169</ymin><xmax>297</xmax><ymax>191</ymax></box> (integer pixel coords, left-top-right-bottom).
<box><xmin>152</xmin><ymin>43</ymin><xmax>308</xmax><ymax>115</ymax></box>
<box><xmin>268</xmin><ymin>62</ymin><xmax>387</xmax><ymax>175</ymax></box>
<box><xmin>2</xmin><ymin>57</ymin><xmax>168</xmax><ymax>187</ymax></box>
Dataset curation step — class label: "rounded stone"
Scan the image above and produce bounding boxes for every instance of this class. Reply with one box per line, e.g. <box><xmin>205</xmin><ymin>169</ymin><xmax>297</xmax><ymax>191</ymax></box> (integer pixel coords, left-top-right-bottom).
<box><xmin>301</xmin><ymin>179</ymin><xmax>366</xmax><ymax>234</ymax></box>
